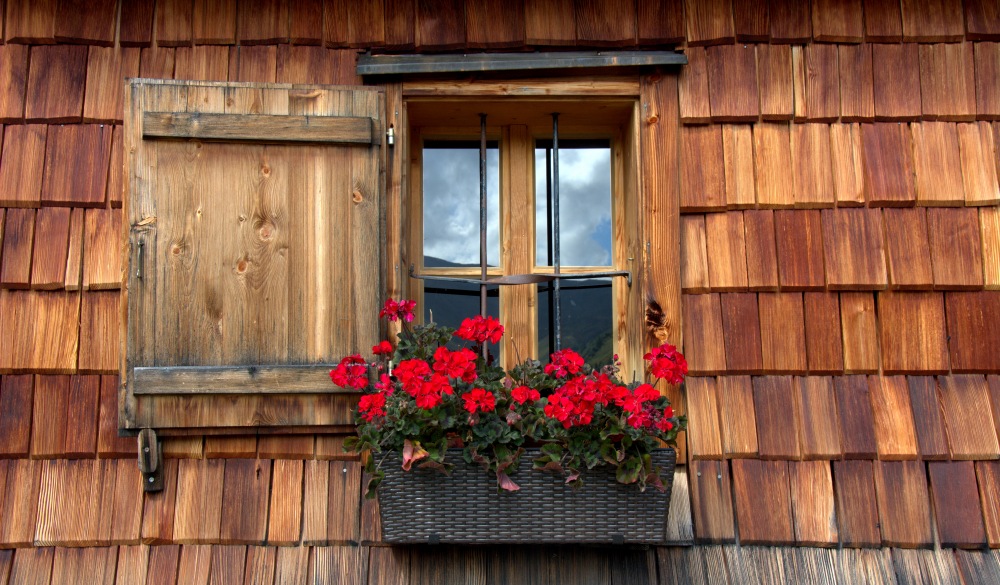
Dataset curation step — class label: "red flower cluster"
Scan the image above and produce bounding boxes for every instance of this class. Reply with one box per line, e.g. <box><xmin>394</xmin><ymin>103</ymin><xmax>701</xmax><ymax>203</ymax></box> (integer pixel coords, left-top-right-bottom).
<box><xmin>357</xmin><ymin>392</ymin><xmax>386</xmax><ymax>422</ymax></box>
<box><xmin>372</xmin><ymin>340</ymin><xmax>393</xmax><ymax>355</ymax></box>
<box><xmin>620</xmin><ymin>383</ymin><xmax>668</xmax><ymax>430</ymax></box>
<box><xmin>462</xmin><ymin>388</ymin><xmax>496</xmax><ymax>414</ymax></box>
<box><xmin>379</xmin><ymin>298</ymin><xmax>416</xmax><ymax>323</ymax></box>
<box><xmin>543</xmin><ymin>374</ymin><xmax>628</xmax><ymax>428</ymax></box>
<box><xmin>511</xmin><ymin>385</ymin><xmax>541</xmax><ymax>404</ymax></box>
<box><xmin>543</xmin><ymin>348</ymin><xmax>585</xmax><ymax>378</ymax></box>
<box><xmin>455</xmin><ymin>315</ymin><xmax>504</xmax><ymax>344</ymax></box>
<box><xmin>432</xmin><ymin>347</ymin><xmax>478</xmax><ymax>383</ymax></box>
<box><xmin>329</xmin><ymin>354</ymin><xmax>368</xmax><ymax>389</ymax></box>
<box><xmin>394</xmin><ymin>358</ymin><xmax>453</xmax><ymax>409</ymax></box>
<box><xmin>644</xmin><ymin>343</ymin><xmax>688</xmax><ymax>385</ymax></box>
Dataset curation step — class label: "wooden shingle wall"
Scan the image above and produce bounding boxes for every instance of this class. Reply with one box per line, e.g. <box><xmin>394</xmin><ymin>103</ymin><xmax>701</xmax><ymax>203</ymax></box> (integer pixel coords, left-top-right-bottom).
<box><xmin>0</xmin><ymin>0</ymin><xmax>998</xmax><ymax>583</ymax></box>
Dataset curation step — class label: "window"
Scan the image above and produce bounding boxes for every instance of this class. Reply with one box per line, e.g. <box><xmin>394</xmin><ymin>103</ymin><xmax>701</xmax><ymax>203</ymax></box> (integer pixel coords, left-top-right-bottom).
<box><xmin>405</xmin><ymin>97</ymin><xmax>646</xmax><ymax>376</ymax></box>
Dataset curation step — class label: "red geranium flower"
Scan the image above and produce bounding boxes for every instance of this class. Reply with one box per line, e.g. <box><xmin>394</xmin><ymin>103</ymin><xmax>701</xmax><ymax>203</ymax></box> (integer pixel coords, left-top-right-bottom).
<box><xmin>544</xmin><ymin>349</ymin><xmax>584</xmax><ymax>378</ymax></box>
<box><xmin>462</xmin><ymin>388</ymin><xmax>496</xmax><ymax>414</ymax></box>
<box><xmin>372</xmin><ymin>340</ymin><xmax>394</xmax><ymax>355</ymax></box>
<box><xmin>643</xmin><ymin>343</ymin><xmax>688</xmax><ymax>385</ymax></box>
<box><xmin>511</xmin><ymin>385</ymin><xmax>541</xmax><ymax>404</ymax></box>
<box><xmin>379</xmin><ymin>298</ymin><xmax>416</xmax><ymax>323</ymax></box>
<box><xmin>358</xmin><ymin>392</ymin><xmax>386</xmax><ymax>421</ymax></box>
<box><xmin>329</xmin><ymin>354</ymin><xmax>368</xmax><ymax>390</ymax></box>
<box><xmin>395</xmin><ymin>358</ymin><xmax>432</xmax><ymax>395</ymax></box>
<box><xmin>455</xmin><ymin>315</ymin><xmax>504</xmax><ymax>344</ymax></box>
<box><xmin>432</xmin><ymin>347</ymin><xmax>478</xmax><ymax>382</ymax></box>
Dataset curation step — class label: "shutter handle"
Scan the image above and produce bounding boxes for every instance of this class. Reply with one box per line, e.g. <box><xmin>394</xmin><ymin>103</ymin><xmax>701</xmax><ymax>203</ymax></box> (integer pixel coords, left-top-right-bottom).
<box><xmin>136</xmin><ymin>239</ymin><xmax>144</xmax><ymax>280</ymax></box>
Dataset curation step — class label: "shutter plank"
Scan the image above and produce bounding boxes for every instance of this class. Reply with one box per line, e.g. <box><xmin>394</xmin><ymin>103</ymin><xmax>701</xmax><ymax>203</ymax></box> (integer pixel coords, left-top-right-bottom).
<box><xmin>134</xmin><ymin>365</ymin><xmax>357</xmax><ymax>394</ymax></box>
<box><xmin>143</xmin><ymin>112</ymin><xmax>375</xmax><ymax>144</ymax></box>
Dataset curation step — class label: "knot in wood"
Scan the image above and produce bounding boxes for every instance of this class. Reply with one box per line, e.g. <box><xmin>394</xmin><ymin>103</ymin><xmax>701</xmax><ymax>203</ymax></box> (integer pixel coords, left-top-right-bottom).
<box><xmin>352</xmin><ymin>189</ymin><xmax>364</xmax><ymax>203</ymax></box>
<box><xmin>236</xmin><ymin>259</ymin><xmax>249</xmax><ymax>274</ymax></box>
<box><xmin>258</xmin><ymin>224</ymin><xmax>274</xmax><ymax>241</ymax></box>
<box><xmin>646</xmin><ymin>114</ymin><xmax>659</xmax><ymax>125</ymax></box>
<box><xmin>170</xmin><ymin>244</ymin><xmax>182</xmax><ymax>256</ymax></box>
<box><xmin>261</xmin><ymin>164</ymin><xmax>271</xmax><ymax>177</ymax></box>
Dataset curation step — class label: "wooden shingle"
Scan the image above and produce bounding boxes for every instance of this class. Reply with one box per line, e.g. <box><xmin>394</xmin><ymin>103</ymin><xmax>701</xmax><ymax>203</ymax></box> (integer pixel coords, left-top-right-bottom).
<box><xmin>682</xmin><ymin>293</ymin><xmax>726</xmax><ymax>375</ymax></box>
<box><xmin>51</xmin><ymin>547</ymin><xmax>116</xmax><ymax>585</ymax></box>
<box><xmin>835</xmin><ymin>375</ymin><xmax>879</xmax><ymax>457</ymax></box>
<box><xmin>63</xmin><ymin>375</ymin><xmax>99</xmax><ymax>458</ymax></box>
<box><xmin>204</xmin><ymin>436</ymin><xmax>257</xmax><ymax>458</ymax></box>
<box><xmin>977</xmin><ymin>461</ymin><xmax>1000</xmax><ymax>547</ymax></box>
<box><xmin>0</xmin><ymin>45</ymin><xmax>29</xmax><ymax>122</ymax></box>
<box><xmin>678</xmin><ymin>46</ymin><xmax>711</xmax><ymax>123</ymax></box>
<box><xmin>575</xmin><ymin>0</ymin><xmax>635</xmax><ymax>46</ymax></box>
<box><xmin>812</xmin><ymin>0</ymin><xmax>863</xmax><ymax>42</ymax></box>
<box><xmin>732</xmin><ymin>459</ymin><xmax>794</xmax><ymax>544</ymax></box>
<box><xmin>5</xmin><ymin>0</ymin><xmax>56</xmax><ymax>42</ymax></box>
<box><xmin>55</xmin><ymin>0</ymin><xmax>116</xmax><ymax>45</ymax></box>
<box><xmin>25</xmin><ymin>45</ymin><xmax>87</xmax><ymax>122</ymax></box>
<box><xmin>833</xmin><ymin>460</ymin><xmax>881</xmax><ymax>546</ymax></box>
<box><xmin>0</xmin><ymin>125</ymin><xmax>46</xmax><ymax>208</ymax></box>
<box><xmin>415</xmin><ymin>0</ymin><xmax>466</xmax><ymax>50</ymax></box>
<box><xmin>237</xmin><ymin>0</ymin><xmax>289</xmax><ymax>44</ymax></box>
<box><xmin>139</xmin><ymin>47</ymin><xmax>176</xmax><ymax>79</ymax></box>
<box><xmin>115</xmin><ymin>545</ymin><xmax>149</xmax><ymax>584</ymax></box>
<box><xmin>900</xmin><ymin>0</ymin><xmax>964</xmax><ymax>42</ymax></box>
<box><xmin>0</xmin><ymin>375</ymin><xmax>32</xmax><ymax>457</ymax></box>
<box><xmin>173</xmin><ymin>459</ymin><xmax>225</xmax><ymax>544</ymax></box>
<box><xmin>637</xmin><ymin>0</ymin><xmax>686</xmax><ymax>45</ymax></box>
<box><xmin>775</xmin><ymin>210</ymin><xmax>825</xmax><ymax>290</ymax></box>
<box><xmin>720</xmin><ymin>293</ymin><xmax>763</xmax><ymax>373</ymax></box>
<box><xmin>927</xmin><ymin>208</ymin><xmax>984</xmax><ymax>289</ymax></box>
<box><xmin>975</xmin><ymin>43</ymin><xmax>1000</xmax><ymax>118</ymax></box>
<box><xmin>219</xmin><ymin>459</ymin><xmax>270</xmax><ymax>544</ymax></box>
<box><xmin>907</xmin><ymin>376</ymin><xmax>950</xmax><ymax>460</ymax></box>
<box><xmin>939</xmin><ymin>374</ymin><xmax>1000</xmax><ymax>459</ymax></box>
<box><xmin>1</xmin><ymin>208</ymin><xmax>34</xmax><ymax>288</ymax></box>
<box><xmin>110</xmin><ymin>460</ymin><xmax>144</xmax><ymax>543</ymax></box>
<box><xmin>155</xmin><ymin>0</ymin><xmax>194</xmax><ymax>46</ymax></box>
<box><xmin>868</xmin><ymin>375</ymin><xmax>919</xmax><ymax>460</ymax></box>
<box><xmin>801</xmin><ymin>44</ymin><xmax>839</xmax><ymax>122</ymax></box>
<box><xmin>958</xmin><ymin>122</ymin><xmax>1000</xmax><ymax>205</ymax></box>
<box><xmin>789</xmin><ymin>461</ymin><xmax>837</xmax><ymax>545</ymax></box>
<box><xmin>872</xmin><ymin>44</ymin><xmax>921</xmax><ymax>120</ymax></box>
<box><xmin>681</xmin><ymin>215</ymin><xmax>709</xmax><ymax>292</ymax></box>
<box><xmin>706</xmin><ymin>43</ymin><xmax>759</xmax><ymax>122</ymax></box>
<box><xmin>768</xmin><ymin>0</ymin><xmax>811</xmax><ymax>42</ymax></box>
<box><xmin>803</xmin><ymin>292</ymin><xmax>844</xmax><ymax>373</ymax></box>
<box><xmin>267</xmin><ymin>459</ymin><xmax>303</xmax><ymax>546</ymax></box>
<box><xmin>756</xmin><ymin>44</ymin><xmax>793</xmax><ymax>120</ymax></box>
<box><xmin>83</xmin><ymin>208</ymin><xmax>122</xmax><ymax>290</ymax></box>
<box><xmin>209</xmin><ymin>545</ymin><xmax>246</xmax><ymax>583</ymax></box>
<box><xmin>330</xmin><ymin>0</ymin><xmax>389</xmax><ymax>48</ymax></box>
<box><xmin>176</xmin><ymin>545</ymin><xmax>211</xmax><ymax>584</ymax></box>
<box><xmin>829</xmin><ymin>123</ymin><xmax>865</xmax><ymax>205</ymax></box>
<box><xmin>0</xmin><ymin>290</ymin><xmax>80</xmax><ymax>373</ymax></box>
<box><xmin>29</xmin><ymin>207</ymin><xmax>69</xmax><ymax>291</ymax></box>
<box><xmin>821</xmin><ymin>208</ymin><xmax>887</xmax><ymax>289</ymax></box>
<box><xmin>791</xmin><ymin>124</ymin><xmax>834</xmax><ymax>208</ymax></box>
<box><xmin>174</xmin><ymin>46</ymin><xmax>230</xmax><ymax>81</ymax></box>
<box><xmin>912</xmin><ymin>122</ymin><xmax>965</xmax><ymax>205</ymax></box>
<box><xmin>874</xmin><ymin>460</ymin><xmax>933</xmax><ymax>547</ymax></box>
<box><xmin>244</xmin><ymin>546</ymin><xmax>276</xmax><ymax>585</ymax></box>
<box><xmin>79</xmin><ymin>291</ymin><xmax>119</xmax><ymax>373</ymax></box>
<box><xmin>759</xmin><ymin>292</ymin><xmax>807</xmax><ymax>374</ymax></box>
<box><xmin>84</xmin><ymin>47</ymin><xmax>141</xmax><ymax>123</ymax></box>
<box><xmin>192</xmin><ymin>0</ymin><xmax>236</xmax><ymax>45</ymax></box>
<box><xmin>731</xmin><ymin>0</ymin><xmax>769</xmax><ymax>42</ymax></box>
<box><xmin>524</xmin><ymin>0</ymin><xmax>576</xmax><ymax>45</ymax></box>
<box><xmin>681</xmin><ymin>125</ymin><xmax>726</xmax><ymax>211</ymax></box>
<box><xmin>863</xmin><ymin>0</ymin><xmax>902</xmax><ymax>41</ymax></box>
<box><xmin>328</xmin><ymin>461</ymin><xmax>362</xmax><ymax>543</ymax></box>
<box><xmin>878</xmin><ymin>292</ymin><xmax>949</xmax><ymax>373</ymax></box>
<box><xmin>717</xmin><ymin>376</ymin><xmax>758</xmax><ymax>457</ymax></box>
<box><xmin>920</xmin><ymin>43</ymin><xmax>977</xmax><ymax>121</ymax></box>
<box><xmin>687</xmin><ymin>377</ymin><xmax>723</xmax><ymax>459</ymax></box>
<box><xmin>838</xmin><ymin>44</ymin><xmax>874</xmax><ymax>121</ymax></box>
<box><xmin>796</xmin><ymin>376</ymin><xmax>841</xmax><ymax>459</ymax></box>
<box><xmin>929</xmin><ymin>461</ymin><xmax>987</xmax><ymax>548</ymax></box>
<box><xmin>0</xmin><ymin>459</ymin><xmax>41</xmax><ymax>546</ymax></box>
<box><xmin>107</xmin><ymin>126</ymin><xmax>124</xmax><ymax>208</ymax></box>
<box><xmin>753</xmin><ymin>375</ymin><xmax>802</xmax><ymax>458</ymax></box>
<box><xmin>120</xmin><ymin>0</ymin><xmax>155</xmax><ymax>46</ymax></box>
<box><xmin>41</xmin><ymin>124</ymin><xmax>113</xmax><ymax>207</ymax></box>
<box><xmin>861</xmin><ymin>122</ymin><xmax>916</xmax><ymax>206</ymax></box>
<box><xmin>982</xmin><ymin>207</ymin><xmax>1000</xmax><ymax>289</ymax></box>
<box><xmin>8</xmin><ymin>547</ymin><xmax>54</xmax><ymax>584</ymax></box>
<box><xmin>754</xmin><ymin>122</ymin><xmax>794</xmax><ymax>207</ymax></box>
<box><xmin>689</xmin><ymin>460</ymin><xmax>736</xmax><ymax>543</ymax></box>
<box><xmin>31</xmin><ymin>376</ymin><xmax>68</xmax><ymax>458</ymax></box>
<box><xmin>884</xmin><ymin>208</ymin><xmax>933</xmax><ymax>290</ymax></box>
<box><xmin>722</xmin><ymin>124</ymin><xmax>756</xmax><ymax>207</ymax></box>
<box><xmin>140</xmin><ymin>459</ymin><xmax>179</xmax><ymax>544</ymax></box>
<box><xmin>705</xmin><ymin>212</ymin><xmax>748</xmax><ymax>290</ymax></box>
<box><xmin>951</xmin><ymin>293</ymin><xmax>999</xmax><ymax>372</ymax></box>
<box><xmin>289</xmin><ymin>0</ymin><xmax>324</xmax><ymax>45</ymax></box>
<box><xmin>966</xmin><ymin>0</ymin><xmax>1000</xmax><ymax>40</ymax></box>
<box><xmin>258</xmin><ymin>436</ymin><xmax>314</xmax><ymax>459</ymax></box>
<box><xmin>744</xmin><ymin>210</ymin><xmax>780</xmax><ymax>290</ymax></box>
<box><xmin>684</xmin><ymin>0</ymin><xmax>735</xmax><ymax>46</ymax></box>
<box><xmin>98</xmin><ymin>375</ymin><xmax>134</xmax><ymax>458</ymax></box>
<box><xmin>301</xmin><ymin>460</ymin><xmax>329</xmax><ymax>544</ymax></box>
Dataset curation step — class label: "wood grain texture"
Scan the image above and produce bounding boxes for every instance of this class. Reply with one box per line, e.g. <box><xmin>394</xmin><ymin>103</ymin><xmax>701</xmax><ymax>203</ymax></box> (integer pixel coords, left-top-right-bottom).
<box><xmin>266</xmin><ymin>459</ymin><xmax>302</xmax><ymax>545</ymax></box>
<box><xmin>51</xmin><ymin>547</ymin><xmax>116</xmax><ymax>585</ymax></box>
<box><xmin>682</xmin><ymin>293</ymin><xmax>726</xmax><ymax>374</ymax></box>
<box><xmin>107</xmin><ymin>126</ymin><xmax>125</xmax><ymax>208</ymax></box>
<box><xmin>680</xmin><ymin>125</ymin><xmax>725</xmax><ymax>210</ymax></box>
<box><xmin>0</xmin><ymin>290</ymin><xmax>80</xmax><ymax>373</ymax></box>
<box><xmin>744</xmin><ymin>210</ymin><xmax>779</xmax><ymax>290</ymax></box>
<box><xmin>976</xmin><ymin>44</ymin><xmax>1000</xmax><ymax>119</ymax></box>
<box><xmin>464</xmin><ymin>0</ymin><xmax>525</xmax><ymax>48</ymax></box>
<box><xmin>812</xmin><ymin>0</ymin><xmax>863</xmax><ymax>41</ymax></box>
<box><xmin>84</xmin><ymin>48</ymin><xmax>141</xmax><ymax>124</ymax></box>
<box><xmin>774</xmin><ymin>210</ymin><xmax>825</xmax><ymax>290</ymax></box>
<box><xmin>238</xmin><ymin>0</ymin><xmax>289</xmax><ymax>44</ymax></box>
<box><xmin>63</xmin><ymin>375</ymin><xmax>99</xmax><ymax>457</ymax></box>
<box><xmin>874</xmin><ymin>460</ymin><xmax>933</xmax><ymax>547</ymax></box>
<box><xmin>55</xmin><ymin>0</ymin><xmax>117</xmax><ymax>44</ymax></box>
<box><xmin>838</xmin><ymin>44</ymin><xmax>874</xmax><ymax>121</ymax></box>
<box><xmin>720</xmin><ymin>293</ymin><xmax>763</xmax><ymax>373</ymax></box>
<box><xmin>939</xmin><ymin>374</ymin><xmax>1000</xmax><ymax>459</ymax></box>
<box><xmin>0</xmin><ymin>45</ymin><xmax>29</xmax><ymax>122</ymax></box>
<box><xmin>796</xmin><ymin>376</ymin><xmax>841</xmax><ymax>459</ymax></box>
<box><xmin>789</xmin><ymin>461</ymin><xmax>837</xmax><ymax>545</ymax></box>
<box><xmin>835</xmin><ymin>375</ymin><xmax>878</xmax><ymax>457</ymax></box>
<box><xmin>803</xmin><ymin>292</ymin><xmax>843</xmax><ymax>373</ymax></box>
<box><xmin>25</xmin><ymin>45</ymin><xmax>87</xmax><ymax>122</ymax></box>
<box><xmin>927</xmin><ymin>208</ymin><xmax>984</xmax><ymax>289</ymax></box>
<box><xmin>900</xmin><ymin>0</ymin><xmax>964</xmax><ymax>41</ymax></box>
<box><xmin>144</xmin><ymin>112</ymin><xmax>375</xmax><ymax>144</ymax></box>
<box><xmin>907</xmin><ymin>376</ymin><xmax>950</xmax><ymax>460</ymax></box>
<box><xmin>966</xmin><ymin>0</ymin><xmax>1000</xmax><ymax>40</ymax></box>
<box><xmin>754</xmin><ymin>123</ymin><xmax>794</xmax><ymax>208</ymax></box>
<box><xmin>416</xmin><ymin>0</ymin><xmax>466</xmax><ymax>50</ymax></box>
<box><xmin>287</xmin><ymin>0</ymin><xmax>323</xmax><ymax>45</ymax></box>
<box><xmin>919</xmin><ymin>43</ymin><xmax>976</xmax><ymax>121</ymax></box>
<box><xmin>768</xmin><ymin>0</ymin><xmax>811</xmax><ymax>42</ymax></box>
<box><xmin>328</xmin><ymin>461</ymin><xmax>362</xmax><ymax>543</ymax></box>
<box><xmin>721</xmin><ymin>124</ymin><xmax>755</xmax><ymax>207</ymax></box>
<box><xmin>524</xmin><ymin>0</ymin><xmax>576</xmax><ymax>45</ymax></box>
<box><xmin>79</xmin><ymin>291</ymin><xmax>119</xmax><ymax>373</ymax></box>
<box><xmin>829</xmin><ymin>123</ymin><xmax>865</xmax><ymax>205</ymax></box>
<box><xmin>0</xmin><ymin>459</ymin><xmax>41</xmax><ymax>546</ymax></box>
<box><xmin>686</xmin><ymin>377</ymin><xmax>723</xmax><ymax>459</ymax></box>
<box><xmin>732</xmin><ymin>459</ymin><xmax>794</xmax><ymax>544</ymax></box>
<box><xmin>884</xmin><ymin>208</ymin><xmax>933</xmax><ymax>290</ymax></box>
<box><xmin>983</xmin><ymin>207</ymin><xmax>1000</xmax><ymax>289</ymax></box>
<box><xmin>244</xmin><ymin>546</ymin><xmax>276</xmax><ymax>585</ymax></box>
<box><xmin>275</xmin><ymin>46</ymin><xmax>344</xmax><ymax>84</ymax></box>
<box><xmin>912</xmin><ymin>121</ymin><xmax>964</xmax><ymax>205</ymax></box>
<box><xmin>801</xmin><ymin>44</ymin><xmax>839</xmax><ymax>122</ymax></box>
<box><xmin>575</xmin><ymin>0</ymin><xmax>636</xmax><ymax>45</ymax></box>
<box><xmin>209</xmin><ymin>545</ymin><xmax>246</xmax><ymax>584</ymax></box>
<box><xmin>140</xmin><ymin>47</ymin><xmax>177</xmax><ymax>79</ymax></box>
<box><xmin>141</xmin><ymin>459</ymin><xmax>179</xmax><ymax>544</ymax></box>
<box><xmin>878</xmin><ymin>292</ymin><xmax>949</xmax><ymax>373</ymax></box>
<box><xmin>868</xmin><ymin>375</ymin><xmax>919</xmax><ymax>460</ymax></box>
<box><xmin>833</xmin><ymin>459</ymin><xmax>881</xmax><ymax>546</ymax></box>
<box><xmin>0</xmin><ymin>375</ymin><xmax>32</xmax><ymax>457</ymax></box>
<box><xmin>7</xmin><ymin>547</ymin><xmax>54</xmax><ymax>584</ymax></box>
<box><xmin>759</xmin><ymin>292</ymin><xmax>807</xmax><ymax>373</ymax></box>
<box><xmin>977</xmin><ymin>461</ymin><xmax>1000</xmax><ymax>547</ymax></box>
<box><xmin>690</xmin><ymin>459</ymin><xmax>736</xmax><ymax>542</ymax></box>
<box><xmin>717</xmin><ymin>376</ymin><xmax>758</xmax><ymax>457</ymax></box>
<box><xmin>753</xmin><ymin>375</ymin><xmax>801</xmax><ymax>458</ymax></box>
<box><xmin>706</xmin><ymin>43</ymin><xmax>759</xmax><ymax>122</ymax></box>
<box><xmin>173</xmin><ymin>459</ymin><xmax>225</xmax><ymax>543</ymax></box>
<box><xmin>863</xmin><ymin>0</ymin><xmax>902</xmax><ymax>40</ymax></box>
<box><xmin>120</xmin><ymin>0</ymin><xmax>155</xmax><ymax>46</ymax></box>
<box><xmin>756</xmin><ymin>44</ymin><xmax>792</xmax><ymax>120</ymax></box>
<box><xmin>861</xmin><ymin>122</ymin><xmax>916</xmax><ymax>206</ymax></box>
<box><xmin>684</xmin><ymin>0</ymin><xmax>735</xmax><ymax>46</ymax></box>
<box><xmin>41</xmin><ymin>124</ymin><xmax>113</xmax><ymax>207</ymax></box>
<box><xmin>959</xmin><ymin>122</ymin><xmax>1000</xmax><ymax>205</ymax></box>
<box><xmin>678</xmin><ymin>46</ymin><xmax>710</xmax><ymax>122</ymax></box>
<box><xmin>173</xmin><ymin>46</ymin><xmax>230</xmax><ymax>81</ymax></box>
<box><xmin>98</xmin><ymin>375</ymin><xmax>134</xmax><ymax>457</ymax></box>
<box><xmin>871</xmin><ymin>44</ymin><xmax>920</xmax><ymax>120</ymax></box>
<box><xmin>1</xmin><ymin>208</ymin><xmax>34</xmax><ymax>288</ymax></box>
<box><xmin>192</xmin><ymin>0</ymin><xmax>236</xmax><ymax>44</ymax></box>
<box><xmin>705</xmin><ymin>212</ymin><xmax>748</xmax><ymax>290</ymax></box>
<box><xmin>821</xmin><ymin>208</ymin><xmax>886</xmax><ymax>289</ymax></box>
<box><xmin>929</xmin><ymin>461</ymin><xmax>987</xmax><ymax>548</ymax></box>
<box><xmin>947</xmin><ymin>292</ymin><xmax>1000</xmax><ymax>372</ymax></box>
<box><xmin>30</xmin><ymin>375</ymin><xmax>68</xmax><ymax>458</ymax></box>
<box><xmin>155</xmin><ymin>0</ymin><xmax>194</xmax><ymax>46</ymax></box>
<box><xmin>681</xmin><ymin>215</ymin><xmax>709</xmax><ymax>293</ymax></box>
<box><xmin>637</xmin><ymin>0</ymin><xmax>686</xmax><ymax>44</ymax></box>
<box><xmin>732</xmin><ymin>0</ymin><xmax>769</xmax><ymax>42</ymax></box>
<box><xmin>301</xmin><ymin>460</ymin><xmax>329</xmax><ymax>544</ymax></box>
<box><xmin>5</xmin><ymin>0</ymin><xmax>57</xmax><ymax>42</ymax></box>
<box><xmin>83</xmin><ymin>208</ymin><xmax>121</xmax><ymax>290</ymax></box>
<box><xmin>0</xmin><ymin>124</ymin><xmax>46</xmax><ymax>207</ymax></box>
<box><xmin>791</xmin><ymin>123</ymin><xmax>834</xmax><ymax>207</ymax></box>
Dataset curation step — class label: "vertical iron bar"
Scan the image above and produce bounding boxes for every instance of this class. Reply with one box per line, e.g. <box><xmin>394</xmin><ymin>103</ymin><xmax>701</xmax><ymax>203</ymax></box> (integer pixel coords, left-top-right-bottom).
<box><xmin>545</xmin><ymin>147</ymin><xmax>555</xmax><ymax>358</ymax></box>
<box><xmin>479</xmin><ymin>114</ymin><xmax>488</xmax><ymax>359</ymax></box>
<box><xmin>552</xmin><ymin>113</ymin><xmax>562</xmax><ymax>352</ymax></box>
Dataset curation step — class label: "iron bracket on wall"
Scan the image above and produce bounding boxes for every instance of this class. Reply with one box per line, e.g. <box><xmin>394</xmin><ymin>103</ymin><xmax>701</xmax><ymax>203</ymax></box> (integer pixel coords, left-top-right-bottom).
<box><xmin>138</xmin><ymin>428</ymin><xmax>164</xmax><ymax>493</ymax></box>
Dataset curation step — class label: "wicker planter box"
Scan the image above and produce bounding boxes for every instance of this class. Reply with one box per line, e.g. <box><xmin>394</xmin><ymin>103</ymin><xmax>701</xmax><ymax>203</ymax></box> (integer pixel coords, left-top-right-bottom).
<box><xmin>378</xmin><ymin>447</ymin><xmax>676</xmax><ymax>544</ymax></box>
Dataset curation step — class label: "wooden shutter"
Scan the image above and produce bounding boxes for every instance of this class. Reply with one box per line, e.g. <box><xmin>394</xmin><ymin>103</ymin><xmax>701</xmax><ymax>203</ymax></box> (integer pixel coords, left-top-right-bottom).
<box><xmin>121</xmin><ymin>79</ymin><xmax>384</xmax><ymax>432</ymax></box>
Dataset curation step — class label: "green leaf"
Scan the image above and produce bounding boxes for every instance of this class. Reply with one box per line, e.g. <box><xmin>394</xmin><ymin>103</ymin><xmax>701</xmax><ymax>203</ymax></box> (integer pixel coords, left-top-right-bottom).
<box><xmin>616</xmin><ymin>456</ymin><xmax>642</xmax><ymax>484</ymax></box>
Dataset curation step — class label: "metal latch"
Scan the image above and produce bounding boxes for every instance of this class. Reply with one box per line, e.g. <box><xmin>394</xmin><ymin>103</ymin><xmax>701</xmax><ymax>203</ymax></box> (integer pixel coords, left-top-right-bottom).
<box><xmin>138</xmin><ymin>428</ymin><xmax>164</xmax><ymax>492</ymax></box>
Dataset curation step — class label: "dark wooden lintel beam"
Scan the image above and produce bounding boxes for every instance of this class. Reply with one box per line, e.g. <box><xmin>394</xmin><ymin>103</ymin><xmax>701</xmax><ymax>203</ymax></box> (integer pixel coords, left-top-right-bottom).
<box><xmin>357</xmin><ymin>50</ymin><xmax>687</xmax><ymax>76</ymax></box>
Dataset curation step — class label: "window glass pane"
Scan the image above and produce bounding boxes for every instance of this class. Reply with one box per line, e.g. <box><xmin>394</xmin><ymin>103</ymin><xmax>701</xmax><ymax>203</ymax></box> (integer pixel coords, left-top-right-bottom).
<box><xmin>535</xmin><ymin>139</ymin><xmax>612</xmax><ymax>267</ymax></box>
<box><xmin>423</xmin><ymin>141</ymin><xmax>500</xmax><ymax>268</ymax></box>
<box><xmin>423</xmin><ymin>282</ymin><xmax>500</xmax><ymax>349</ymax></box>
<box><xmin>537</xmin><ymin>278</ymin><xmax>613</xmax><ymax>367</ymax></box>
